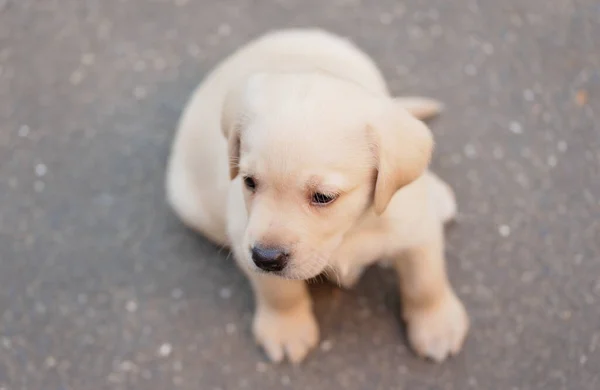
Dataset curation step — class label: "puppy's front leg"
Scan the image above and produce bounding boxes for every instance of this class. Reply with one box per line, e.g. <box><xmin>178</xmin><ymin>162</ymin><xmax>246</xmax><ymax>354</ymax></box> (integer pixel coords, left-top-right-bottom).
<box><xmin>242</xmin><ymin>268</ymin><xmax>319</xmax><ymax>364</ymax></box>
<box><xmin>394</xmin><ymin>233</ymin><xmax>469</xmax><ymax>362</ymax></box>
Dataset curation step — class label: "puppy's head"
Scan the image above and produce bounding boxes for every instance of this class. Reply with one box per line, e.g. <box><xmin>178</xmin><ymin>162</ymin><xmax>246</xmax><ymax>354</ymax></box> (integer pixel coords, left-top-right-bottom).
<box><xmin>222</xmin><ymin>72</ymin><xmax>432</xmax><ymax>279</ymax></box>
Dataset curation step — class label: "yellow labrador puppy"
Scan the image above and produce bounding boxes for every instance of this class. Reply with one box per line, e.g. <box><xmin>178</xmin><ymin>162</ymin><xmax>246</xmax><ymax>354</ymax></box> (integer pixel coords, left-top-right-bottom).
<box><xmin>166</xmin><ymin>29</ymin><xmax>468</xmax><ymax>364</ymax></box>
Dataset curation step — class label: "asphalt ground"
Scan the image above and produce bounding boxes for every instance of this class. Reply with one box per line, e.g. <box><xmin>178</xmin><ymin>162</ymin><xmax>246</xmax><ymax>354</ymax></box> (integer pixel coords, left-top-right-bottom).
<box><xmin>0</xmin><ymin>0</ymin><xmax>599</xmax><ymax>389</ymax></box>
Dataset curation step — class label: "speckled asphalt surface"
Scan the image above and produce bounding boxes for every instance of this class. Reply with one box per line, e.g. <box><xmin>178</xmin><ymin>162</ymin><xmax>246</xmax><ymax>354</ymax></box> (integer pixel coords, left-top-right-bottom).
<box><xmin>1</xmin><ymin>0</ymin><xmax>599</xmax><ymax>389</ymax></box>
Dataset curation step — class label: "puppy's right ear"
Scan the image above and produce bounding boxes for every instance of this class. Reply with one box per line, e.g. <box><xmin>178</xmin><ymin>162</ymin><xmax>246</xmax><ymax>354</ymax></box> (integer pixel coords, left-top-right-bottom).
<box><xmin>221</xmin><ymin>86</ymin><xmax>244</xmax><ymax>180</ymax></box>
<box><xmin>368</xmin><ymin>98</ymin><xmax>434</xmax><ymax>215</ymax></box>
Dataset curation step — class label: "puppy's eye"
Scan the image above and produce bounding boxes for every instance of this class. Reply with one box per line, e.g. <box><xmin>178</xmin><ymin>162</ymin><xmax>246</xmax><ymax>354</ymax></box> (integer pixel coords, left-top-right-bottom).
<box><xmin>243</xmin><ymin>176</ymin><xmax>257</xmax><ymax>191</ymax></box>
<box><xmin>311</xmin><ymin>192</ymin><xmax>338</xmax><ymax>206</ymax></box>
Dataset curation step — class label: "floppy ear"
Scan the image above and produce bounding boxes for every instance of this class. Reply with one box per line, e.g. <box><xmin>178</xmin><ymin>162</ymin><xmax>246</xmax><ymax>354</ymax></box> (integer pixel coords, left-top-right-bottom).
<box><xmin>369</xmin><ymin>98</ymin><xmax>434</xmax><ymax>215</ymax></box>
<box><xmin>221</xmin><ymin>86</ymin><xmax>244</xmax><ymax>180</ymax></box>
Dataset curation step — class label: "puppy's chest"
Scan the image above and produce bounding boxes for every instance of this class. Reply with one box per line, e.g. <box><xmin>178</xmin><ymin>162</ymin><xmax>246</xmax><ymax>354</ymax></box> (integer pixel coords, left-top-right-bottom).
<box><xmin>333</xmin><ymin>246</ymin><xmax>395</xmax><ymax>289</ymax></box>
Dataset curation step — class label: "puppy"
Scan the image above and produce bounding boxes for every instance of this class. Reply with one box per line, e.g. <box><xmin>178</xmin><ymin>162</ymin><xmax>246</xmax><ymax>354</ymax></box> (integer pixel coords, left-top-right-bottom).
<box><xmin>166</xmin><ymin>29</ymin><xmax>469</xmax><ymax>364</ymax></box>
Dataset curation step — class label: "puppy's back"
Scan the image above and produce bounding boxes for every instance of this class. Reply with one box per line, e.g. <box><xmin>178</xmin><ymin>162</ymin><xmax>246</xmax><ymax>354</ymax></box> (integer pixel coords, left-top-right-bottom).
<box><xmin>209</xmin><ymin>29</ymin><xmax>389</xmax><ymax>97</ymax></box>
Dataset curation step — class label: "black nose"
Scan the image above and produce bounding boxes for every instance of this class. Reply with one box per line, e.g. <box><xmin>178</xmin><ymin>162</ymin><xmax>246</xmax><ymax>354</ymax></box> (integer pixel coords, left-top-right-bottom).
<box><xmin>251</xmin><ymin>245</ymin><xmax>289</xmax><ymax>272</ymax></box>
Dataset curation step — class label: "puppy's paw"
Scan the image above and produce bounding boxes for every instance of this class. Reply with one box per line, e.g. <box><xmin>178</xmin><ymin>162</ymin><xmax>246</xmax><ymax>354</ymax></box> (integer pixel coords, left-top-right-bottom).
<box><xmin>404</xmin><ymin>292</ymin><xmax>469</xmax><ymax>362</ymax></box>
<box><xmin>253</xmin><ymin>304</ymin><xmax>319</xmax><ymax>364</ymax></box>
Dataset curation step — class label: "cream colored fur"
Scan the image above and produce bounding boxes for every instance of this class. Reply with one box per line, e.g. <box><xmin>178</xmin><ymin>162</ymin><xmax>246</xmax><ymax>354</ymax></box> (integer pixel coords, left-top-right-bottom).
<box><xmin>166</xmin><ymin>29</ymin><xmax>468</xmax><ymax>364</ymax></box>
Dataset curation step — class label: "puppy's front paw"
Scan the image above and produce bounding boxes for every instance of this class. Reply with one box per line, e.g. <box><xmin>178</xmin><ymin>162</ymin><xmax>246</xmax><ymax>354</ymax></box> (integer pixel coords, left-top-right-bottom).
<box><xmin>253</xmin><ymin>304</ymin><xmax>319</xmax><ymax>364</ymax></box>
<box><xmin>404</xmin><ymin>292</ymin><xmax>469</xmax><ymax>362</ymax></box>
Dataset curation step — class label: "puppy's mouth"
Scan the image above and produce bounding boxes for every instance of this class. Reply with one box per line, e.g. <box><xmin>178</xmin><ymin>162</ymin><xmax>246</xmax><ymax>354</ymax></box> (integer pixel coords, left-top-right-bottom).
<box><xmin>253</xmin><ymin>268</ymin><xmax>304</xmax><ymax>280</ymax></box>
<box><xmin>247</xmin><ymin>257</ymin><xmax>328</xmax><ymax>281</ymax></box>
<box><xmin>249</xmin><ymin>264</ymin><xmax>327</xmax><ymax>281</ymax></box>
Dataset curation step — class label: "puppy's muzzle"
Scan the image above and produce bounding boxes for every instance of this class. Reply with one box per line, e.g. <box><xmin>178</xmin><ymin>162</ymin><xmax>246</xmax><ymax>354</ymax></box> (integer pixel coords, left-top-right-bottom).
<box><xmin>251</xmin><ymin>245</ymin><xmax>290</xmax><ymax>272</ymax></box>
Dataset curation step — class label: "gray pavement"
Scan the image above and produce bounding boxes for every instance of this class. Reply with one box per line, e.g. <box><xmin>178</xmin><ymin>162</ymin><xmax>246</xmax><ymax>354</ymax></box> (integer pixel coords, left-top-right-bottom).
<box><xmin>1</xmin><ymin>0</ymin><xmax>599</xmax><ymax>389</ymax></box>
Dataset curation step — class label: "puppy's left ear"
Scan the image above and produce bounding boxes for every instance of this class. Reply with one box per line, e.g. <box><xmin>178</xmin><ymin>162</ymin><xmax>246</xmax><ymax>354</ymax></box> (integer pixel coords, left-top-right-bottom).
<box><xmin>369</xmin><ymin>98</ymin><xmax>434</xmax><ymax>215</ymax></box>
<box><xmin>221</xmin><ymin>86</ymin><xmax>244</xmax><ymax>180</ymax></box>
